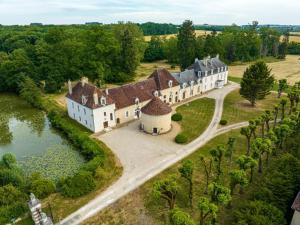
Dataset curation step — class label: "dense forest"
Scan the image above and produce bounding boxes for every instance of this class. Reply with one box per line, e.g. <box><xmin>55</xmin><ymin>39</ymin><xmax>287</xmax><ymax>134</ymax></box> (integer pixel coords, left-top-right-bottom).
<box><xmin>144</xmin><ymin>21</ymin><xmax>289</xmax><ymax>66</ymax></box>
<box><xmin>0</xmin><ymin>23</ymin><xmax>146</xmax><ymax>93</ymax></box>
<box><xmin>138</xmin><ymin>22</ymin><xmax>178</xmax><ymax>35</ymax></box>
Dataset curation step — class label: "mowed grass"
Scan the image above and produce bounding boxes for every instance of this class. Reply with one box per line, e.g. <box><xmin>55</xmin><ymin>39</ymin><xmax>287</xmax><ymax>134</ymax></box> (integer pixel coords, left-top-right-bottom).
<box><xmin>222</xmin><ymin>89</ymin><xmax>282</xmax><ymax>125</ymax></box>
<box><xmin>229</xmin><ymin>54</ymin><xmax>300</xmax><ymax>84</ymax></box>
<box><xmin>176</xmin><ymin>97</ymin><xmax>215</xmax><ymax>143</ymax></box>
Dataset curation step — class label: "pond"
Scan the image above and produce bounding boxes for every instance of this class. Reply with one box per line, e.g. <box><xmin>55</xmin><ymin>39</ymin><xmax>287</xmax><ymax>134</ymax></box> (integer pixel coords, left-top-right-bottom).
<box><xmin>0</xmin><ymin>93</ymin><xmax>85</xmax><ymax>181</ymax></box>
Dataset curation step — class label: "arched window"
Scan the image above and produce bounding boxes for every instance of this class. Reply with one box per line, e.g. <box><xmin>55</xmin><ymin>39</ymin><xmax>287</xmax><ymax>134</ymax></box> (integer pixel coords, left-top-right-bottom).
<box><xmin>135</xmin><ymin>97</ymin><xmax>139</xmax><ymax>105</ymax></box>
<box><xmin>154</xmin><ymin>90</ymin><xmax>159</xmax><ymax>97</ymax></box>
<box><xmin>168</xmin><ymin>80</ymin><xmax>173</xmax><ymax>88</ymax></box>
<box><xmin>182</xmin><ymin>83</ymin><xmax>187</xmax><ymax>89</ymax></box>
<box><xmin>190</xmin><ymin>80</ymin><xmax>194</xmax><ymax>86</ymax></box>
<box><xmin>81</xmin><ymin>95</ymin><xmax>87</xmax><ymax>105</ymax></box>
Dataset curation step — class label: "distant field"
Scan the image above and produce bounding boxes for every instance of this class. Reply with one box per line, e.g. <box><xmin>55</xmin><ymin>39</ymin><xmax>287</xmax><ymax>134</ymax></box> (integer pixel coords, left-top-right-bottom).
<box><xmin>144</xmin><ymin>30</ymin><xmax>219</xmax><ymax>41</ymax></box>
<box><xmin>229</xmin><ymin>54</ymin><xmax>300</xmax><ymax>84</ymax></box>
<box><xmin>289</xmin><ymin>35</ymin><xmax>300</xmax><ymax>42</ymax></box>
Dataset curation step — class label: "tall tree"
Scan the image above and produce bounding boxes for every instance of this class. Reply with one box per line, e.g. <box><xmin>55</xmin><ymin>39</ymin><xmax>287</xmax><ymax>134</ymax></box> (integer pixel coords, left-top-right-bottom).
<box><xmin>225</xmin><ymin>137</ymin><xmax>236</xmax><ymax>165</ymax></box>
<box><xmin>240</xmin><ymin>61</ymin><xmax>275</xmax><ymax>106</ymax></box>
<box><xmin>169</xmin><ymin>208</ymin><xmax>195</xmax><ymax>225</ymax></box>
<box><xmin>277</xmin><ymin>79</ymin><xmax>288</xmax><ymax>98</ymax></box>
<box><xmin>198</xmin><ymin>197</ymin><xmax>218</xmax><ymax>225</ymax></box>
<box><xmin>152</xmin><ymin>176</ymin><xmax>179</xmax><ymax>210</ymax></box>
<box><xmin>200</xmin><ymin>155</ymin><xmax>212</xmax><ymax>194</ymax></box>
<box><xmin>208</xmin><ymin>182</ymin><xmax>231</xmax><ymax>206</ymax></box>
<box><xmin>240</xmin><ymin>127</ymin><xmax>252</xmax><ymax>155</ymax></box>
<box><xmin>178</xmin><ymin>160</ymin><xmax>194</xmax><ymax>208</ymax></box>
<box><xmin>177</xmin><ymin>20</ymin><xmax>196</xmax><ymax>70</ymax></box>
<box><xmin>251</xmin><ymin>138</ymin><xmax>272</xmax><ymax>173</ymax></box>
<box><xmin>229</xmin><ymin>169</ymin><xmax>248</xmax><ymax>194</ymax></box>
<box><xmin>280</xmin><ymin>98</ymin><xmax>288</xmax><ymax>121</ymax></box>
<box><xmin>209</xmin><ymin>145</ymin><xmax>225</xmax><ymax>178</ymax></box>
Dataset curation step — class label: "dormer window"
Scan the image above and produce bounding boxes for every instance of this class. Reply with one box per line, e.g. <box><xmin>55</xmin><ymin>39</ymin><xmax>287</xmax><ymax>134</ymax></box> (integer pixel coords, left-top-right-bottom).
<box><xmin>205</xmin><ymin>71</ymin><xmax>208</xmax><ymax>76</ymax></box>
<box><xmin>81</xmin><ymin>95</ymin><xmax>87</xmax><ymax>105</ymax></box>
<box><xmin>197</xmin><ymin>71</ymin><xmax>201</xmax><ymax>78</ymax></box>
<box><xmin>168</xmin><ymin>80</ymin><xmax>173</xmax><ymax>88</ymax></box>
<box><xmin>135</xmin><ymin>97</ymin><xmax>139</xmax><ymax>105</ymax></box>
<box><xmin>182</xmin><ymin>83</ymin><xmax>187</xmax><ymax>89</ymax></box>
<box><xmin>190</xmin><ymin>80</ymin><xmax>194</xmax><ymax>86</ymax></box>
<box><xmin>218</xmin><ymin>68</ymin><xmax>220</xmax><ymax>73</ymax></box>
<box><xmin>197</xmin><ymin>78</ymin><xmax>201</xmax><ymax>84</ymax></box>
<box><xmin>211</xmin><ymin>70</ymin><xmax>213</xmax><ymax>75</ymax></box>
<box><xmin>221</xmin><ymin>67</ymin><xmax>223</xmax><ymax>72</ymax></box>
<box><xmin>101</xmin><ymin>96</ymin><xmax>106</xmax><ymax>106</ymax></box>
<box><xmin>154</xmin><ymin>90</ymin><xmax>159</xmax><ymax>97</ymax></box>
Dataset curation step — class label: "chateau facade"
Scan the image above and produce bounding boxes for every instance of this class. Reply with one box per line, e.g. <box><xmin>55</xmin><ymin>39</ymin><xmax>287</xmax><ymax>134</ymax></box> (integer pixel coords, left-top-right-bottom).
<box><xmin>66</xmin><ymin>56</ymin><xmax>228</xmax><ymax>134</ymax></box>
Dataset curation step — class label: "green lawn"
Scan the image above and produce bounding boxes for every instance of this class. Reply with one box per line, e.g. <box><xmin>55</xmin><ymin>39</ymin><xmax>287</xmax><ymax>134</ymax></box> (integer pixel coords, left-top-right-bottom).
<box><xmin>176</xmin><ymin>98</ymin><xmax>215</xmax><ymax>143</ymax></box>
<box><xmin>222</xmin><ymin>89</ymin><xmax>283</xmax><ymax>125</ymax></box>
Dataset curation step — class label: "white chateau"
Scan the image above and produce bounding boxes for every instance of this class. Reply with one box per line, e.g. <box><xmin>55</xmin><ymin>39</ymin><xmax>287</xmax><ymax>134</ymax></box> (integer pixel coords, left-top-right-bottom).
<box><xmin>66</xmin><ymin>55</ymin><xmax>228</xmax><ymax>134</ymax></box>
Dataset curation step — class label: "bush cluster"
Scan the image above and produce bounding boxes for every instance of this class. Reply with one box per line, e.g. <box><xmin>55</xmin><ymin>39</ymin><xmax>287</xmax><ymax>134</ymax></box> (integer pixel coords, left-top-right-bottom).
<box><xmin>219</xmin><ymin>119</ymin><xmax>228</xmax><ymax>125</ymax></box>
<box><xmin>175</xmin><ymin>133</ymin><xmax>188</xmax><ymax>144</ymax></box>
<box><xmin>48</xmin><ymin>110</ymin><xmax>105</xmax><ymax>197</ymax></box>
<box><xmin>172</xmin><ymin>113</ymin><xmax>183</xmax><ymax>121</ymax></box>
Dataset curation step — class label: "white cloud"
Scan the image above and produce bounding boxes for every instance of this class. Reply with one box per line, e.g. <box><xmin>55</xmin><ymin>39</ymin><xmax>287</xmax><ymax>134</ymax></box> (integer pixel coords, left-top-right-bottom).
<box><xmin>0</xmin><ymin>0</ymin><xmax>299</xmax><ymax>25</ymax></box>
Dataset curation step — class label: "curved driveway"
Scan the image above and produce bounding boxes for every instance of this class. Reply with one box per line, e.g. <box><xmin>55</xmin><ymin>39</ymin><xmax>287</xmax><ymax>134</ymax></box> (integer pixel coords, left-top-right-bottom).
<box><xmin>58</xmin><ymin>82</ymin><xmax>242</xmax><ymax>225</ymax></box>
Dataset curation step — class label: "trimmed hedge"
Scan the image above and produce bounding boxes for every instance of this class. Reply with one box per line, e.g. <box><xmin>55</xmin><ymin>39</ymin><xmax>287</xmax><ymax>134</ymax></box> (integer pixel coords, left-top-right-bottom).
<box><xmin>172</xmin><ymin>113</ymin><xmax>183</xmax><ymax>121</ymax></box>
<box><xmin>219</xmin><ymin>119</ymin><xmax>228</xmax><ymax>125</ymax></box>
<box><xmin>175</xmin><ymin>133</ymin><xmax>188</xmax><ymax>144</ymax></box>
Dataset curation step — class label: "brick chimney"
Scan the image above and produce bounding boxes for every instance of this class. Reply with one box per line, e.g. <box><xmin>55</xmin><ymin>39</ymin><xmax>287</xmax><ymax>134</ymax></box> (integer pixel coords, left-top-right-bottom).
<box><xmin>93</xmin><ymin>92</ymin><xmax>99</xmax><ymax>105</ymax></box>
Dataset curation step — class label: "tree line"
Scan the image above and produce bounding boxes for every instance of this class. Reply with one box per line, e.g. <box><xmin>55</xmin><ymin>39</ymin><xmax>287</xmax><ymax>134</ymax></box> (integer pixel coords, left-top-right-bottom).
<box><xmin>0</xmin><ymin>23</ymin><xmax>146</xmax><ymax>93</ymax></box>
<box><xmin>144</xmin><ymin>20</ymin><xmax>289</xmax><ymax>70</ymax></box>
<box><xmin>150</xmin><ymin>87</ymin><xmax>300</xmax><ymax>225</ymax></box>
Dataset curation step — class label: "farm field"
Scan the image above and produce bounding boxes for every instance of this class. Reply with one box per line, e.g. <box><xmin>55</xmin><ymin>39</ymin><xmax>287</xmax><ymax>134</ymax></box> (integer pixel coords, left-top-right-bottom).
<box><xmin>144</xmin><ymin>30</ymin><xmax>219</xmax><ymax>41</ymax></box>
<box><xmin>229</xmin><ymin>54</ymin><xmax>300</xmax><ymax>84</ymax></box>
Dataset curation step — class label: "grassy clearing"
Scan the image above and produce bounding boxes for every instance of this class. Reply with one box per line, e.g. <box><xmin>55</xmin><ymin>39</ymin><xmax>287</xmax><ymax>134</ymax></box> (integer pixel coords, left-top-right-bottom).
<box><xmin>221</xmin><ymin>89</ymin><xmax>283</xmax><ymax>125</ymax></box>
<box><xmin>175</xmin><ymin>98</ymin><xmax>215</xmax><ymax>143</ymax></box>
<box><xmin>229</xmin><ymin>55</ymin><xmax>300</xmax><ymax>84</ymax></box>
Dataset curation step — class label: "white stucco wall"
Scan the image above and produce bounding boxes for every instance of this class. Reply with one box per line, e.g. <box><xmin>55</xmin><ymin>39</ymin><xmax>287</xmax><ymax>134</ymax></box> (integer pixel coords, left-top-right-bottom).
<box><xmin>141</xmin><ymin>113</ymin><xmax>172</xmax><ymax>134</ymax></box>
<box><xmin>291</xmin><ymin>211</ymin><xmax>300</xmax><ymax>225</ymax></box>
<box><xmin>92</xmin><ymin>103</ymin><xmax>116</xmax><ymax>132</ymax></box>
<box><xmin>66</xmin><ymin>98</ymin><xmax>95</xmax><ymax>131</ymax></box>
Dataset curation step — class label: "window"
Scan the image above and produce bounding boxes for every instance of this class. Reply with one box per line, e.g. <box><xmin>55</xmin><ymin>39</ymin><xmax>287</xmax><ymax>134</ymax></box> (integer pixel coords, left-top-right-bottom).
<box><xmin>169</xmin><ymin>97</ymin><xmax>172</xmax><ymax>102</ymax></box>
<box><xmin>125</xmin><ymin>111</ymin><xmax>129</xmax><ymax>118</ymax></box>
<box><xmin>164</xmin><ymin>95</ymin><xmax>166</xmax><ymax>99</ymax></box>
<box><xmin>205</xmin><ymin>71</ymin><xmax>208</xmax><ymax>76</ymax></box>
<box><xmin>198</xmin><ymin>86</ymin><xmax>201</xmax><ymax>93</ymax></box>
<box><xmin>104</xmin><ymin>112</ymin><xmax>107</xmax><ymax>116</ymax></box>
<box><xmin>73</xmin><ymin>113</ymin><xmax>75</xmax><ymax>118</ymax></box>
<box><xmin>211</xmin><ymin>69</ymin><xmax>213</xmax><ymax>75</ymax></box>
<box><xmin>168</xmin><ymin>80</ymin><xmax>173</xmax><ymax>88</ymax></box>
<box><xmin>190</xmin><ymin>89</ymin><xmax>193</xmax><ymax>96</ymax></box>
<box><xmin>85</xmin><ymin>120</ymin><xmax>87</xmax><ymax>125</ymax></box>
<box><xmin>77</xmin><ymin>105</ymin><xmax>80</xmax><ymax>112</ymax></box>
<box><xmin>135</xmin><ymin>98</ymin><xmax>139</xmax><ymax>105</ymax></box>
<box><xmin>72</xmin><ymin>102</ymin><xmax>74</xmax><ymax>108</ymax></box>
<box><xmin>154</xmin><ymin>91</ymin><xmax>159</xmax><ymax>97</ymax></box>
<box><xmin>79</xmin><ymin>116</ymin><xmax>81</xmax><ymax>122</ymax></box>
<box><xmin>110</xmin><ymin>113</ymin><xmax>113</xmax><ymax>121</ymax></box>
<box><xmin>101</xmin><ymin>96</ymin><xmax>106</xmax><ymax>105</ymax></box>
<box><xmin>84</xmin><ymin>108</ymin><xmax>86</xmax><ymax>115</ymax></box>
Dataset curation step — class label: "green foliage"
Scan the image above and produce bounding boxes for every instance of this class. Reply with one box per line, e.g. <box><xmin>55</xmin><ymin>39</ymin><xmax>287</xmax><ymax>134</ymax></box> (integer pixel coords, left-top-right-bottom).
<box><xmin>287</xmin><ymin>41</ymin><xmax>300</xmax><ymax>55</ymax></box>
<box><xmin>233</xmin><ymin>200</ymin><xmax>286</xmax><ymax>225</ymax></box>
<box><xmin>240</xmin><ymin>61</ymin><xmax>275</xmax><ymax>106</ymax></box>
<box><xmin>29</xmin><ymin>173</ymin><xmax>56</xmax><ymax>199</ymax></box>
<box><xmin>277</xmin><ymin>79</ymin><xmax>288</xmax><ymax>98</ymax></box>
<box><xmin>2</xmin><ymin>153</ymin><xmax>16</xmax><ymax>169</ymax></box>
<box><xmin>152</xmin><ymin>175</ymin><xmax>178</xmax><ymax>210</ymax></box>
<box><xmin>219</xmin><ymin>119</ymin><xmax>228</xmax><ymax>125</ymax></box>
<box><xmin>172</xmin><ymin>113</ymin><xmax>183</xmax><ymax>121</ymax></box>
<box><xmin>175</xmin><ymin>133</ymin><xmax>188</xmax><ymax>144</ymax></box>
<box><xmin>139</xmin><ymin>22</ymin><xmax>178</xmax><ymax>35</ymax></box>
<box><xmin>208</xmin><ymin>182</ymin><xmax>231</xmax><ymax>206</ymax></box>
<box><xmin>19</xmin><ymin>77</ymin><xmax>43</xmax><ymax>109</ymax></box>
<box><xmin>178</xmin><ymin>160</ymin><xmax>194</xmax><ymax>207</ymax></box>
<box><xmin>177</xmin><ymin>20</ymin><xmax>196</xmax><ymax>70</ymax></box>
<box><xmin>60</xmin><ymin>170</ymin><xmax>96</xmax><ymax>198</ymax></box>
<box><xmin>169</xmin><ymin>208</ymin><xmax>196</xmax><ymax>225</ymax></box>
<box><xmin>143</xmin><ymin>36</ymin><xmax>164</xmax><ymax>62</ymax></box>
<box><xmin>229</xmin><ymin>169</ymin><xmax>248</xmax><ymax>194</ymax></box>
<box><xmin>198</xmin><ymin>197</ymin><xmax>218</xmax><ymax>225</ymax></box>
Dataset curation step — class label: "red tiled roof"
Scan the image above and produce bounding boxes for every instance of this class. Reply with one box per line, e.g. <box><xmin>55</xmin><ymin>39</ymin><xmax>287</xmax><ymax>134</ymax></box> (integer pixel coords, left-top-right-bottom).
<box><xmin>141</xmin><ymin>97</ymin><xmax>172</xmax><ymax>116</ymax></box>
<box><xmin>292</xmin><ymin>191</ymin><xmax>300</xmax><ymax>212</ymax></box>
<box><xmin>66</xmin><ymin>82</ymin><xmax>114</xmax><ymax>109</ymax></box>
<box><xmin>149</xmin><ymin>68</ymin><xmax>179</xmax><ymax>90</ymax></box>
<box><xmin>67</xmin><ymin>68</ymin><xmax>179</xmax><ymax>110</ymax></box>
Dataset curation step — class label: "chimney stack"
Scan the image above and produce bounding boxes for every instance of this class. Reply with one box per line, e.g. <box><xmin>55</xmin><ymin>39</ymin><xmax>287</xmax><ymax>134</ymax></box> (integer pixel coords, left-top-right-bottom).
<box><xmin>81</xmin><ymin>77</ymin><xmax>88</xmax><ymax>87</ymax></box>
<box><xmin>105</xmin><ymin>88</ymin><xmax>109</xmax><ymax>95</ymax></box>
<box><xmin>68</xmin><ymin>80</ymin><xmax>72</xmax><ymax>95</ymax></box>
<box><xmin>93</xmin><ymin>92</ymin><xmax>99</xmax><ymax>105</ymax></box>
<box><xmin>216</xmin><ymin>54</ymin><xmax>219</xmax><ymax>59</ymax></box>
<box><xmin>195</xmin><ymin>58</ymin><xmax>199</xmax><ymax>63</ymax></box>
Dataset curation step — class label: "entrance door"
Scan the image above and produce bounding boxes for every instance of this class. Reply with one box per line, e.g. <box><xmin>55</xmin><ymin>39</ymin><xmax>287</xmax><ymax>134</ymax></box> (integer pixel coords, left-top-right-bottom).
<box><xmin>153</xmin><ymin>127</ymin><xmax>158</xmax><ymax>134</ymax></box>
<box><xmin>103</xmin><ymin>121</ymin><xmax>108</xmax><ymax>128</ymax></box>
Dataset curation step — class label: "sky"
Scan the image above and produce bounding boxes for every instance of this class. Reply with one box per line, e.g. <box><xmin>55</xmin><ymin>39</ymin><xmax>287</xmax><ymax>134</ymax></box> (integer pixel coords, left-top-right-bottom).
<box><xmin>0</xmin><ymin>0</ymin><xmax>300</xmax><ymax>25</ymax></box>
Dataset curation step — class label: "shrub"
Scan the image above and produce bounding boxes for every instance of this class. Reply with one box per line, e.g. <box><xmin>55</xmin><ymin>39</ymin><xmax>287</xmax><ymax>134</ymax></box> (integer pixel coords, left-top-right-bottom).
<box><xmin>80</xmin><ymin>156</ymin><xmax>104</xmax><ymax>175</ymax></box>
<box><xmin>172</xmin><ymin>113</ymin><xmax>183</xmax><ymax>121</ymax></box>
<box><xmin>219</xmin><ymin>119</ymin><xmax>228</xmax><ymax>125</ymax></box>
<box><xmin>61</xmin><ymin>171</ymin><xmax>96</xmax><ymax>198</ymax></box>
<box><xmin>30</xmin><ymin>178</ymin><xmax>56</xmax><ymax>199</ymax></box>
<box><xmin>175</xmin><ymin>133</ymin><xmax>188</xmax><ymax>144</ymax></box>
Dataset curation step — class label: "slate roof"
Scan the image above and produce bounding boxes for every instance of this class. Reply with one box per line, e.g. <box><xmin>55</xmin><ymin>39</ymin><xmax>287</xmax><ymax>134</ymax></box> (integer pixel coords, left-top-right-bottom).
<box><xmin>172</xmin><ymin>69</ymin><xmax>200</xmax><ymax>88</ymax></box>
<box><xmin>67</xmin><ymin>68</ymin><xmax>179</xmax><ymax>110</ymax></box>
<box><xmin>189</xmin><ymin>56</ymin><xmax>227</xmax><ymax>74</ymax></box>
<box><xmin>141</xmin><ymin>97</ymin><xmax>172</xmax><ymax>116</ymax></box>
<box><xmin>66</xmin><ymin>82</ymin><xmax>114</xmax><ymax>109</ymax></box>
<box><xmin>292</xmin><ymin>191</ymin><xmax>300</xmax><ymax>212</ymax></box>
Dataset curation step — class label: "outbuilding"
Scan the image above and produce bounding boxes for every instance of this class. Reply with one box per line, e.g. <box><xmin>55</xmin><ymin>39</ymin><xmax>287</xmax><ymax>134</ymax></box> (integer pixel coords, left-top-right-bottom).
<box><xmin>141</xmin><ymin>97</ymin><xmax>172</xmax><ymax>135</ymax></box>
